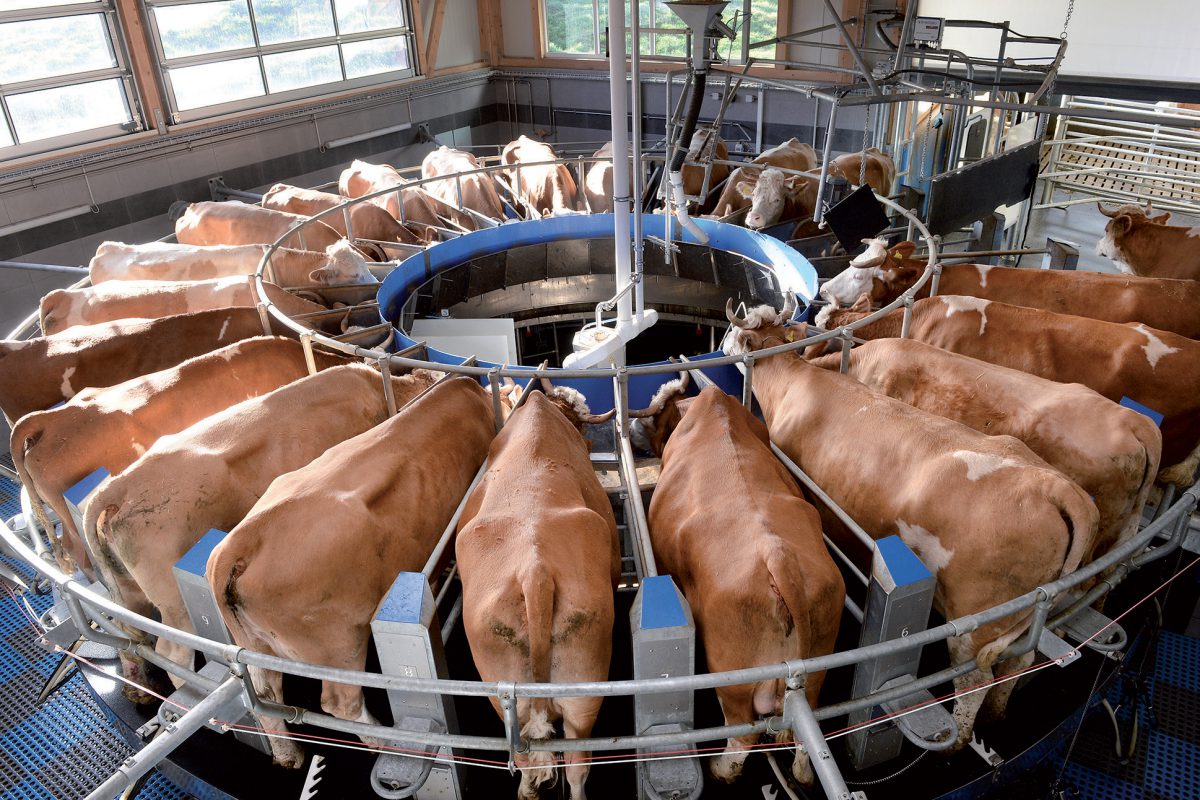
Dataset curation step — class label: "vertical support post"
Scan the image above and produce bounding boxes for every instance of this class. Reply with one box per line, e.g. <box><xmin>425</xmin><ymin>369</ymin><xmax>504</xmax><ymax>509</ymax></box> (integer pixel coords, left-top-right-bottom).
<box><xmin>343</xmin><ymin>205</ymin><xmax>355</xmax><ymax>244</ymax></box>
<box><xmin>171</xmin><ymin>529</ymin><xmax>273</xmax><ymax>755</ymax></box>
<box><xmin>839</xmin><ymin>329</ymin><xmax>853</xmax><ymax>374</ymax></box>
<box><xmin>813</xmin><ymin>98</ymin><xmax>840</xmax><ymax>223</ymax></box>
<box><xmin>487</xmin><ymin>368</ymin><xmax>504</xmax><ymax>432</ymax></box>
<box><xmin>900</xmin><ymin>296</ymin><xmax>914</xmax><ymax>339</ymax></box>
<box><xmin>782</xmin><ymin>681</ymin><xmax>857</xmax><ymax>800</ymax></box>
<box><xmin>630</xmin><ymin>576</ymin><xmax>703</xmax><ymax>800</ymax></box>
<box><xmin>299</xmin><ymin>332</ymin><xmax>317</xmax><ymax>376</ymax></box>
<box><xmin>847</xmin><ymin>536</ymin><xmax>948</xmax><ymax>770</ymax></box>
<box><xmin>370</xmin><ymin>572</ymin><xmax>464</xmax><ymax>799</ymax></box>
<box><xmin>1042</xmin><ymin>237</ymin><xmax>1079</xmax><ymax>270</ymax></box>
<box><xmin>255</xmin><ymin>302</ymin><xmax>273</xmax><ymax>336</ymax></box>
<box><xmin>378</xmin><ymin>357</ymin><xmax>398</xmax><ymax>417</ymax></box>
<box><xmin>741</xmin><ymin>355</ymin><xmax>754</xmax><ymax>409</ymax></box>
<box><xmin>972</xmin><ymin>211</ymin><xmax>1005</xmax><ymax>265</ymax></box>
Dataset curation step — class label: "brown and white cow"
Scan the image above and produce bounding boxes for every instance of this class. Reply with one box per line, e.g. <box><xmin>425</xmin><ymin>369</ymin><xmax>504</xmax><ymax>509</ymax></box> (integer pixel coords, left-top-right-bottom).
<box><xmin>260</xmin><ymin>184</ymin><xmax>424</xmax><ymax>246</ymax></box>
<box><xmin>39</xmin><ymin>277</ymin><xmax>329</xmax><ymax>335</ymax></box>
<box><xmin>456</xmin><ymin>383</ymin><xmax>619</xmax><ymax>800</ymax></box>
<box><xmin>637</xmin><ymin>383</ymin><xmax>844</xmax><ymax>786</ymax></box>
<box><xmin>583</xmin><ymin>141</ymin><xmax>633</xmax><ymax>214</ymax></box>
<box><xmin>501</xmin><ymin>135</ymin><xmax>582</xmax><ymax>216</ymax></box>
<box><xmin>12</xmin><ymin>336</ymin><xmax>341</xmax><ymax>575</ymax></box>
<box><xmin>711</xmin><ymin>138</ymin><xmax>820</xmax><ymax>226</ymax></box>
<box><xmin>175</xmin><ymin>201</ymin><xmax>349</xmax><ymax>254</ymax></box>
<box><xmin>1097</xmin><ymin>203</ymin><xmax>1200</xmax><ymax>280</ymax></box>
<box><xmin>0</xmin><ymin>307</ymin><xmax>271</xmax><ymax>425</ymax></box>
<box><xmin>821</xmin><ymin>239</ymin><xmax>1200</xmax><ymax>338</ymax></box>
<box><xmin>88</xmin><ymin>240</ymin><xmax>378</xmax><ymax>287</ymax></box>
<box><xmin>809</xmin><ymin>338</ymin><xmax>1161</xmax><ymax>556</ymax></box>
<box><xmin>421</xmin><ymin>146</ymin><xmax>507</xmax><ymax>226</ymax></box>
<box><xmin>682</xmin><ymin>126</ymin><xmax>732</xmax><ymax>202</ymax></box>
<box><xmin>207</xmin><ymin>377</ymin><xmax>495</xmax><ymax>769</ymax></box>
<box><xmin>817</xmin><ymin>296</ymin><xmax>1200</xmax><ymax>488</ymax></box>
<box><xmin>338</xmin><ymin>159</ymin><xmax>448</xmax><ymax>239</ymax></box>
<box><xmin>827</xmin><ymin>147</ymin><xmax>895</xmax><ymax>196</ymax></box>
<box><xmin>83</xmin><ymin>364</ymin><xmax>441</xmax><ymax>697</ymax></box>
<box><xmin>725</xmin><ymin>296</ymin><xmax>1098</xmax><ymax>750</ymax></box>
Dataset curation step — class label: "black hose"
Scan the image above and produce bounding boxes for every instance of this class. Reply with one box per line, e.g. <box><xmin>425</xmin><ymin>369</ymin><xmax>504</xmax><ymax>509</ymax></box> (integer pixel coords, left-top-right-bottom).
<box><xmin>669</xmin><ymin>70</ymin><xmax>707</xmax><ymax>173</ymax></box>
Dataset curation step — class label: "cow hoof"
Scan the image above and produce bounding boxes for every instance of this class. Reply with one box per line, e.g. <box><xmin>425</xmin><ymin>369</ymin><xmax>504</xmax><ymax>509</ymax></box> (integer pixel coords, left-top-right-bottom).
<box><xmin>272</xmin><ymin>747</ymin><xmax>306</xmax><ymax>770</ymax></box>
<box><xmin>708</xmin><ymin>756</ymin><xmax>744</xmax><ymax>784</ymax></box>
<box><xmin>121</xmin><ymin>683</ymin><xmax>161</xmax><ymax>706</ymax></box>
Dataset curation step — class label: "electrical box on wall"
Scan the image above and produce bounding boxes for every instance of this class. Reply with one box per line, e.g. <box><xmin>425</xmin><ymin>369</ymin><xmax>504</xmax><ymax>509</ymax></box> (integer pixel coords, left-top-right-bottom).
<box><xmin>911</xmin><ymin>16</ymin><xmax>944</xmax><ymax>47</ymax></box>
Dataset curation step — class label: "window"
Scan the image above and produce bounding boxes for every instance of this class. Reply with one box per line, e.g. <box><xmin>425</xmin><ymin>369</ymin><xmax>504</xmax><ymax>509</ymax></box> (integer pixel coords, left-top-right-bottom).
<box><xmin>0</xmin><ymin>0</ymin><xmax>140</xmax><ymax>158</ymax></box>
<box><xmin>145</xmin><ymin>0</ymin><xmax>416</xmax><ymax>122</ymax></box>
<box><xmin>543</xmin><ymin>0</ymin><xmax>688</xmax><ymax>59</ymax></box>
<box><xmin>542</xmin><ymin>0</ymin><xmax>778</xmax><ymax>61</ymax></box>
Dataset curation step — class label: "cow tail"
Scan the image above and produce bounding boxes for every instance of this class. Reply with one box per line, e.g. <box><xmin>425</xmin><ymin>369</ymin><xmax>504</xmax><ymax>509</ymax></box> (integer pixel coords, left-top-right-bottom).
<box><xmin>756</xmin><ymin>548</ymin><xmax>814</xmax><ymax>718</ymax></box>
<box><xmin>1056</xmin><ymin>482</ymin><xmax>1101</xmax><ymax>581</ymax></box>
<box><xmin>11</xmin><ymin>419</ymin><xmax>71</xmax><ymax>572</ymax></box>
<box><xmin>1129</xmin><ymin>418</ymin><xmax>1163</xmax><ymax>542</ymax></box>
<box><xmin>519</xmin><ymin>574</ymin><xmax>558</xmax><ymax>791</ymax></box>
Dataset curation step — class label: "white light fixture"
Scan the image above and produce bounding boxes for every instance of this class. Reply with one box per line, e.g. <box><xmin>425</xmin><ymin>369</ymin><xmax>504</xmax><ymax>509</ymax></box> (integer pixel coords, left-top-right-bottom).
<box><xmin>322</xmin><ymin>122</ymin><xmax>413</xmax><ymax>150</ymax></box>
<box><xmin>0</xmin><ymin>204</ymin><xmax>95</xmax><ymax>239</ymax></box>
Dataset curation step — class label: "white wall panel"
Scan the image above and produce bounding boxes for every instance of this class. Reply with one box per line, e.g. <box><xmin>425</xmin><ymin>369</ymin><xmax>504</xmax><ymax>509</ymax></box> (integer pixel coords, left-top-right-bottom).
<box><xmin>437</xmin><ymin>0</ymin><xmax>485</xmax><ymax>67</ymax></box>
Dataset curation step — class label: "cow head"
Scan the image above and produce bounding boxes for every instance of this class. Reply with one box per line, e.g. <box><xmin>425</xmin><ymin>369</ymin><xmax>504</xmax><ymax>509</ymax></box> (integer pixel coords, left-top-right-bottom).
<box><xmin>721</xmin><ymin>292</ymin><xmax>801</xmax><ymax>355</ymax></box>
<box><xmin>538</xmin><ymin>378</ymin><xmax>616</xmax><ymax>432</ymax></box>
<box><xmin>813</xmin><ymin>292</ymin><xmax>872</xmax><ymax>332</ymax></box>
<box><xmin>742</xmin><ymin>169</ymin><xmax>810</xmax><ymax>230</ymax></box>
<box><xmin>820</xmin><ymin>239</ymin><xmax>920</xmax><ymax>306</ymax></box>
<box><xmin>628</xmin><ymin>371</ymin><xmax>692</xmax><ymax>456</ymax></box>
<box><xmin>309</xmin><ymin>240</ymin><xmax>379</xmax><ymax>285</ymax></box>
<box><xmin>1096</xmin><ymin>202</ymin><xmax>1172</xmax><ymax>271</ymax></box>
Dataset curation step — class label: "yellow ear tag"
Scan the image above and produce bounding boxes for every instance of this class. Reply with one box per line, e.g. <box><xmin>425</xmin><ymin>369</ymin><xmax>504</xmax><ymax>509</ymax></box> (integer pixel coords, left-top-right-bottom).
<box><xmin>786</xmin><ymin>329</ymin><xmax>795</xmax><ymax>342</ymax></box>
<box><xmin>893</xmin><ymin>251</ymin><xmax>903</xmax><ymax>260</ymax></box>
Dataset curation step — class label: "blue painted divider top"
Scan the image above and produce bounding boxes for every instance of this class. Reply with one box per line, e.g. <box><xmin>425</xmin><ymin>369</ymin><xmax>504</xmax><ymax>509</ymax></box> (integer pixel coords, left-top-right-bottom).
<box><xmin>176</xmin><ymin>528</ymin><xmax>229</xmax><ymax>577</ymax></box>
<box><xmin>376</xmin><ymin>572</ymin><xmax>428</xmax><ymax>625</ymax></box>
<box><xmin>640</xmin><ymin>575</ymin><xmax>688</xmax><ymax>630</ymax></box>
<box><xmin>1120</xmin><ymin>396</ymin><xmax>1164</xmax><ymax>427</ymax></box>
<box><xmin>64</xmin><ymin>467</ymin><xmax>109</xmax><ymax>506</ymax></box>
<box><xmin>876</xmin><ymin>535</ymin><xmax>933</xmax><ymax>587</ymax></box>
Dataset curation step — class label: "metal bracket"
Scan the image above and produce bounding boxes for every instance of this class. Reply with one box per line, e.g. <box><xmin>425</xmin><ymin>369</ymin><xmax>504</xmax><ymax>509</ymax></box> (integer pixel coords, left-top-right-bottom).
<box><xmin>1060</xmin><ymin>606</ymin><xmax>1127</xmax><ymax>653</ymax></box>
<box><xmin>1036</xmin><ymin>628</ymin><xmax>1082</xmax><ymax>667</ymax></box>
<box><xmin>875</xmin><ymin>675</ymin><xmax>958</xmax><ymax>751</ymax></box>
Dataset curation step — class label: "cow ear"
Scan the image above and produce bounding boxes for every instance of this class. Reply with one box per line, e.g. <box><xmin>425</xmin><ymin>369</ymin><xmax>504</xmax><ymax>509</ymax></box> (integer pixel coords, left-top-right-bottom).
<box><xmin>308</xmin><ymin>267</ymin><xmax>335</xmax><ymax>284</ymax></box>
<box><xmin>736</xmin><ymin>182</ymin><xmax>755</xmax><ymax>199</ymax></box>
<box><xmin>890</xmin><ymin>240</ymin><xmax>918</xmax><ymax>260</ymax></box>
<box><xmin>850</xmin><ymin>293</ymin><xmax>872</xmax><ymax>313</ymax></box>
<box><xmin>1114</xmin><ymin>214</ymin><xmax>1134</xmax><ymax>235</ymax></box>
<box><xmin>1150</xmin><ymin>211</ymin><xmax>1172</xmax><ymax>224</ymax></box>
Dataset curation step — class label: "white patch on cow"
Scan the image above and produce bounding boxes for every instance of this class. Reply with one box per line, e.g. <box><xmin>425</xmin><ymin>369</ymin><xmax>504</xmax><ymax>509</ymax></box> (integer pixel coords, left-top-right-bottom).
<box><xmin>1187</xmin><ymin>226</ymin><xmax>1200</xmax><ymax>238</ymax></box>
<box><xmin>820</xmin><ymin>265</ymin><xmax>882</xmax><ymax>306</ymax></box>
<box><xmin>1134</xmin><ymin>324</ymin><xmax>1180</xmax><ymax>369</ymax></box>
<box><xmin>323</xmin><ymin>240</ymin><xmax>378</xmax><ymax>284</ymax></box>
<box><xmin>814</xmin><ymin>304</ymin><xmax>833</xmax><ymax>329</ymax></box>
<box><xmin>5</xmin><ymin>339</ymin><xmax>32</xmax><ymax>350</ymax></box>
<box><xmin>131</xmin><ymin>442</ymin><xmax>146</xmax><ymax>457</ymax></box>
<box><xmin>895</xmin><ymin>519</ymin><xmax>954</xmax><ymax>574</ymax></box>
<box><xmin>722</xmin><ymin>304</ymin><xmax>784</xmax><ymax>355</ymax></box>
<box><xmin>547</xmin><ymin>385</ymin><xmax>592</xmax><ymax>419</ymax></box>
<box><xmin>745</xmin><ymin>168</ymin><xmax>787</xmax><ymax>229</ymax></box>
<box><xmin>941</xmin><ymin>295</ymin><xmax>990</xmax><ymax>335</ymax></box>
<box><xmin>974</xmin><ymin>264</ymin><xmax>995</xmax><ymax>287</ymax></box>
<box><xmin>1096</xmin><ymin>229</ymin><xmax>1134</xmax><ymax>273</ymax></box>
<box><xmin>217</xmin><ymin>344</ymin><xmax>242</xmax><ymax>362</ymax></box>
<box><xmin>951</xmin><ymin>450</ymin><xmax>1023</xmax><ymax>481</ymax></box>
<box><xmin>217</xmin><ymin>319</ymin><xmax>230</xmax><ymax>340</ymax></box>
<box><xmin>60</xmin><ymin>366</ymin><xmax>76</xmax><ymax>397</ymax></box>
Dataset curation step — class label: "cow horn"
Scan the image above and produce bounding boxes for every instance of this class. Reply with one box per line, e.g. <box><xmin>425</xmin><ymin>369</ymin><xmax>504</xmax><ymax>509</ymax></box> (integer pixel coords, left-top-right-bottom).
<box><xmin>1097</xmin><ymin>202</ymin><xmax>1120</xmax><ymax>218</ymax></box>
<box><xmin>579</xmin><ymin>408</ymin><xmax>617</xmax><ymax>425</ymax></box>
<box><xmin>725</xmin><ymin>298</ymin><xmax>748</xmax><ymax>328</ymax></box>
<box><xmin>540</xmin><ymin>377</ymin><xmax>555</xmax><ymax>393</ymax></box>
<box><xmin>781</xmin><ymin>291</ymin><xmax>797</xmax><ymax>320</ymax></box>
<box><xmin>627</xmin><ymin>371</ymin><xmax>691</xmax><ymax>418</ymax></box>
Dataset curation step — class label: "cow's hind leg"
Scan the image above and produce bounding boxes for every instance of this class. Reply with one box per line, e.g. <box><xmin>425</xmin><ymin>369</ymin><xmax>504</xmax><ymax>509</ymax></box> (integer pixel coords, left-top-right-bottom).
<box><xmin>710</xmin><ymin>686</ymin><xmax>758</xmax><ymax>783</ymax></box>
<box><xmin>1158</xmin><ymin>438</ymin><xmax>1200</xmax><ymax>489</ymax></box>
<box><xmin>559</xmin><ymin>695</ymin><xmax>602</xmax><ymax>800</ymax></box>
<box><xmin>248</xmin><ymin>664</ymin><xmax>306</xmax><ymax>768</ymax></box>
<box><xmin>320</xmin><ymin>681</ymin><xmax>385</xmax><ymax>749</ymax></box>
<box><xmin>981</xmin><ymin>650</ymin><xmax>1035</xmax><ymax>722</ymax></box>
<box><xmin>947</xmin><ymin>636</ymin><xmax>991</xmax><ymax>751</ymax></box>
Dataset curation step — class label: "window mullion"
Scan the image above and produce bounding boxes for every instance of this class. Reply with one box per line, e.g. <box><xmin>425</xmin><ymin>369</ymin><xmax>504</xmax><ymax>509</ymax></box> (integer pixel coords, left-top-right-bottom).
<box><xmin>329</xmin><ymin>0</ymin><xmax>348</xmax><ymax>81</ymax></box>
<box><xmin>241</xmin><ymin>0</ymin><xmax>269</xmax><ymax>93</ymax></box>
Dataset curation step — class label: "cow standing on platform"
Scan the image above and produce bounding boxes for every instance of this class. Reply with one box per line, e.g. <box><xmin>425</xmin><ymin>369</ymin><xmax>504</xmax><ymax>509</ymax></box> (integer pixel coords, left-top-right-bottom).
<box><xmin>1097</xmin><ymin>203</ymin><xmax>1200</xmax><ymax>280</ymax></box>
<box><xmin>635</xmin><ymin>382</ymin><xmax>844</xmax><ymax>786</ymax></box>
<box><xmin>421</xmin><ymin>146</ymin><xmax>507</xmax><ymax>226</ymax></box>
<box><xmin>725</xmin><ymin>295</ymin><xmax>1098</xmax><ymax>750</ymax></box>
<box><xmin>39</xmin><ymin>277</ymin><xmax>329</xmax><ymax>335</ymax></box>
<box><xmin>84</xmin><ymin>364</ymin><xmax>442</xmax><ymax>698</ymax></box>
<box><xmin>817</xmin><ymin>296</ymin><xmax>1200</xmax><ymax>488</ymax></box>
<box><xmin>455</xmin><ymin>383</ymin><xmax>620</xmax><ymax>800</ymax></box>
<box><xmin>338</xmin><ymin>159</ymin><xmax>446</xmax><ymax>240</ymax></box>
<box><xmin>681</xmin><ymin>126</ymin><xmax>731</xmax><ymax>203</ymax></box>
<box><xmin>87</xmin><ymin>240</ymin><xmax>378</xmax><ymax>287</ymax></box>
<box><xmin>0</xmin><ymin>307</ymin><xmax>271</xmax><ymax>425</ymax></box>
<box><xmin>827</xmin><ymin>147</ymin><xmax>895</xmax><ymax>196</ymax></box>
<box><xmin>711</xmin><ymin>138</ymin><xmax>819</xmax><ymax>227</ymax></box>
<box><xmin>821</xmin><ymin>239</ymin><xmax>1200</xmax><ymax>338</ymax></box>
<box><xmin>260</xmin><ymin>184</ymin><xmax>425</xmax><ymax>246</ymax></box>
<box><xmin>11</xmin><ymin>337</ymin><xmax>341</xmax><ymax>575</ymax></box>
<box><xmin>808</xmin><ymin>338</ymin><xmax>1161</xmax><ymax>556</ymax></box>
<box><xmin>207</xmin><ymin>377</ymin><xmax>496</xmax><ymax>769</ymax></box>
<box><xmin>584</xmin><ymin>141</ymin><xmax>631</xmax><ymax>214</ymax></box>
<box><xmin>501</xmin><ymin>135</ymin><xmax>583</xmax><ymax>216</ymax></box>
<box><xmin>174</xmin><ymin>201</ymin><xmax>346</xmax><ymax>253</ymax></box>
